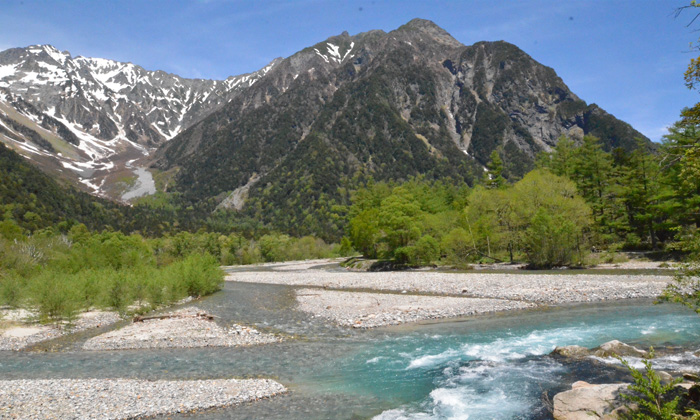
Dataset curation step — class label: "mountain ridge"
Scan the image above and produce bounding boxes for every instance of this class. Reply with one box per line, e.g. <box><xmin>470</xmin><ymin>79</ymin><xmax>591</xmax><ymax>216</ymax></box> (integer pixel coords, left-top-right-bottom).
<box><xmin>0</xmin><ymin>44</ymin><xmax>277</xmax><ymax>198</ymax></box>
<box><xmin>0</xmin><ymin>20</ymin><xmax>650</xmax><ymax>241</ymax></box>
<box><xmin>151</xmin><ymin>20</ymin><xmax>649</xmax><ymax>240</ymax></box>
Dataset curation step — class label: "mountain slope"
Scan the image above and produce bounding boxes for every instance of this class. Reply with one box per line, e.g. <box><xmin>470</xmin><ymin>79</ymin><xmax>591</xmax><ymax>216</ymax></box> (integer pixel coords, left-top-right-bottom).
<box><xmin>155</xmin><ymin>19</ymin><xmax>648</xmax><ymax>240</ymax></box>
<box><xmin>0</xmin><ymin>45</ymin><xmax>277</xmax><ymax>198</ymax></box>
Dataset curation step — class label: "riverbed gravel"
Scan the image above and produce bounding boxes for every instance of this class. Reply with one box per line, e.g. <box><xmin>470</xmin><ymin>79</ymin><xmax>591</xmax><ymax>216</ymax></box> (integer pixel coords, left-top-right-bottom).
<box><xmin>227</xmin><ymin>271</ymin><xmax>670</xmax><ymax>304</ymax></box>
<box><xmin>0</xmin><ymin>378</ymin><xmax>286</xmax><ymax>419</ymax></box>
<box><xmin>83</xmin><ymin>307</ymin><xmax>281</xmax><ymax>350</ymax></box>
<box><xmin>0</xmin><ymin>311</ymin><xmax>121</xmax><ymax>351</ymax></box>
<box><xmin>297</xmin><ymin>288</ymin><xmax>535</xmax><ymax>328</ymax></box>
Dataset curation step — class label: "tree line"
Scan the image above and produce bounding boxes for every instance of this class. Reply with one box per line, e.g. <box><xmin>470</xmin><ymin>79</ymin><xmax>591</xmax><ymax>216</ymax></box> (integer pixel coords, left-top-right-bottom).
<box><xmin>346</xmin><ymin>129</ymin><xmax>700</xmax><ymax>268</ymax></box>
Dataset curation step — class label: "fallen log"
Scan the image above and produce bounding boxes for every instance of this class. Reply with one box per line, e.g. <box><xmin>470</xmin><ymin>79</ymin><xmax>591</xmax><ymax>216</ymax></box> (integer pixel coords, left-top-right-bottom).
<box><xmin>133</xmin><ymin>312</ymin><xmax>215</xmax><ymax>323</ymax></box>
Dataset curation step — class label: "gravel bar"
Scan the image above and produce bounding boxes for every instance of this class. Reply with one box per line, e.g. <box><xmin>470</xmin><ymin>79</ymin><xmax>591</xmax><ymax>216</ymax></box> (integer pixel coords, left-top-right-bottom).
<box><xmin>0</xmin><ymin>378</ymin><xmax>286</xmax><ymax>419</ymax></box>
<box><xmin>83</xmin><ymin>307</ymin><xmax>281</xmax><ymax>350</ymax></box>
<box><xmin>0</xmin><ymin>311</ymin><xmax>121</xmax><ymax>351</ymax></box>
<box><xmin>227</xmin><ymin>271</ymin><xmax>670</xmax><ymax>304</ymax></box>
<box><xmin>297</xmin><ymin>288</ymin><xmax>535</xmax><ymax>328</ymax></box>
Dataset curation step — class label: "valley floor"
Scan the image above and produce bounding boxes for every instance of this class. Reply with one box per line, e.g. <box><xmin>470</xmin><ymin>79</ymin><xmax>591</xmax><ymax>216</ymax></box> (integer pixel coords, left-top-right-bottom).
<box><xmin>0</xmin><ymin>259</ymin><xmax>680</xmax><ymax>419</ymax></box>
<box><xmin>226</xmin><ymin>260</ymin><xmax>673</xmax><ymax>328</ymax></box>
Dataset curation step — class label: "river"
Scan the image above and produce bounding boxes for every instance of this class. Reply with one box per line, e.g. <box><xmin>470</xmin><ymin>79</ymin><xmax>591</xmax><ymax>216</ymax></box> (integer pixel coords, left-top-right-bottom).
<box><xmin>0</xmin><ymin>282</ymin><xmax>698</xmax><ymax>419</ymax></box>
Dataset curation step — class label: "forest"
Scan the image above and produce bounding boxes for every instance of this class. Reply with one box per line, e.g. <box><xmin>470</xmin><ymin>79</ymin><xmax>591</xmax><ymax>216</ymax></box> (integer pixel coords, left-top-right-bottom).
<box><xmin>346</xmin><ymin>129</ymin><xmax>699</xmax><ymax>269</ymax></box>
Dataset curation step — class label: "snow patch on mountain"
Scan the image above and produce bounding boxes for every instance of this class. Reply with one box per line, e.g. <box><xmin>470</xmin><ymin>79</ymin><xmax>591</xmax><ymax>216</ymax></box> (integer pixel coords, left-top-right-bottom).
<box><xmin>314</xmin><ymin>42</ymin><xmax>355</xmax><ymax>65</ymax></box>
<box><xmin>0</xmin><ymin>44</ymin><xmax>278</xmax><ymax>198</ymax></box>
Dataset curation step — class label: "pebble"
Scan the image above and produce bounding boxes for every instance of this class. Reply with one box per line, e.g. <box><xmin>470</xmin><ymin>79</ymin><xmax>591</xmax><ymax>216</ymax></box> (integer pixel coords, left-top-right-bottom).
<box><xmin>0</xmin><ymin>311</ymin><xmax>121</xmax><ymax>351</ymax></box>
<box><xmin>296</xmin><ymin>289</ymin><xmax>535</xmax><ymax>328</ymax></box>
<box><xmin>83</xmin><ymin>307</ymin><xmax>281</xmax><ymax>350</ymax></box>
<box><xmin>0</xmin><ymin>378</ymin><xmax>286</xmax><ymax>419</ymax></box>
<box><xmin>227</xmin><ymin>271</ymin><xmax>671</xmax><ymax>305</ymax></box>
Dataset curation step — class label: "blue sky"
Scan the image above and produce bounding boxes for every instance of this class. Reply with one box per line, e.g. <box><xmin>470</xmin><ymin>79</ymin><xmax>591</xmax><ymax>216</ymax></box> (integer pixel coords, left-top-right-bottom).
<box><xmin>0</xmin><ymin>0</ymin><xmax>697</xmax><ymax>142</ymax></box>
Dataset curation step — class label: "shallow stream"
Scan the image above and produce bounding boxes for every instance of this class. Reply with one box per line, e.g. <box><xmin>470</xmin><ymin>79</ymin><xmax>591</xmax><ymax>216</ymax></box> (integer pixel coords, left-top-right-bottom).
<box><xmin>1</xmin><ymin>282</ymin><xmax>699</xmax><ymax>419</ymax></box>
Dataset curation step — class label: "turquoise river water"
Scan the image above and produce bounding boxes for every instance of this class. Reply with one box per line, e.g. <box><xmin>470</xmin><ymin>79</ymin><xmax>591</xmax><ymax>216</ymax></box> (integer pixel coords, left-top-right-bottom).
<box><xmin>1</xmin><ymin>281</ymin><xmax>699</xmax><ymax>419</ymax></box>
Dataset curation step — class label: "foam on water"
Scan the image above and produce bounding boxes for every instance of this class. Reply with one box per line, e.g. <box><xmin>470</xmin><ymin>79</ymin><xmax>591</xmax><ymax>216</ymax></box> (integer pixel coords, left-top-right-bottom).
<box><xmin>592</xmin><ymin>351</ymin><xmax>700</xmax><ymax>372</ymax></box>
<box><xmin>371</xmin><ymin>306</ymin><xmax>700</xmax><ymax>420</ymax></box>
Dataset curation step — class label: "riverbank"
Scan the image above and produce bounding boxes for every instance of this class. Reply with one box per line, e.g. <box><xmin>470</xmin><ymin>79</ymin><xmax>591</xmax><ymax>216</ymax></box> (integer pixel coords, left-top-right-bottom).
<box><xmin>0</xmin><ymin>281</ymin><xmax>697</xmax><ymax>420</ymax></box>
<box><xmin>84</xmin><ymin>307</ymin><xmax>282</xmax><ymax>350</ymax></box>
<box><xmin>297</xmin><ymin>288</ymin><xmax>535</xmax><ymax>328</ymax></box>
<box><xmin>226</xmin><ymin>270</ymin><xmax>670</xmax><ymax>304</ymax></box>
<box><xmin>226</xmin><ymin>265</ymin><xmax>672</xmax><ymax>328</ymax></box>
<box><xmin>0</xmin><ymin>310</ymin><xmax>120</xmax><ymax>351</ymax></box>
<box><xmin>0</xmin><ymin>378</ymin><xmax>286</xmax><ymax>419</ymax></box>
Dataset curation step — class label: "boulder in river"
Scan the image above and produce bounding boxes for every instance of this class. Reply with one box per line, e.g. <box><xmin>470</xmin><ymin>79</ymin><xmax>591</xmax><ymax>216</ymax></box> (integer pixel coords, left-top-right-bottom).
<box><xmin>551</xmin><ymin>345</ymin><xmax>590</xmax><ymax>358</ymax></box>
<box><xmin>592</xmin><ymin>340</ymin><xmax>647</xmax><ymax>358</ymax></box>
<box><xmin>553</xmin><ymin>381</ymin><xmax>628</xmax><ymax>420</ymax></box>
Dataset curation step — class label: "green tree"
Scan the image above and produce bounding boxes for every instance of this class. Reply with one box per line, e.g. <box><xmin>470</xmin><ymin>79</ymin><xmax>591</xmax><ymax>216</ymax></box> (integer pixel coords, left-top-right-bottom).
<box><xmin>376</xmin><ymin>189</ymin><xmax>423</xmax><ymax>257</ymax></box>
<box><xmin>570</xmin><ymin>136</ymin><xmax>614</xmax><ymax>229</ymax></box>
<box><xmin>537</xmin><ymin>135</ymin><xmax>577</xmax><ymax>179</ymax></box>
<box><xmin>484</xmin><ymin>149</ymin><xmax>506</xmax><ymax>189</ymax></box>
<box><xmin>349</xmin><ymin>207</ymin><xmax>381</xmax><ymax>258</ymax></box>
<box><xmin>619</xmin><ymin>140</ymin><xmax>663</xmax><ymax>249</ymax></box>
<box><xmin>512</xmin><ymin>170</ymin><xmax>592</xmax><ymax>267</ymax></box>
<box><xmin>466</xmin><ymin>186</ymin><xmax>518</xmax><ymax>262</ymax></box>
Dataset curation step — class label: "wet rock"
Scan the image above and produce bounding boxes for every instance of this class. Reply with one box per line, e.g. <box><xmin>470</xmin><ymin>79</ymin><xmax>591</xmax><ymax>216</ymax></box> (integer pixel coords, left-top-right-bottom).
<box><xmin>657</xmin><ymin>370</ymin><xmax>674</xmax><ymax>384</ymax></box>
<box><xmin>688</xmin><ymin>383</ymin><xmax>700</xmax><ymax>404</ymax></box>
<box><xmin>552</xmin><ymin>345</ymin><xmax>590</xmax><ymax>358</ymax></box>
<box><xmin>553</xmin><ymin>382</ymin><xmax>628</xmax><ymax>420</ymax></box>
<box><xmin>683</xmin><ymin>372</ymin><xmax>700</xmax><ymax>382</ymax></box>
<box><xmin>592</xmin><ymin>340</ymin><xmax>647</xmax><ymax>358</ymax></box>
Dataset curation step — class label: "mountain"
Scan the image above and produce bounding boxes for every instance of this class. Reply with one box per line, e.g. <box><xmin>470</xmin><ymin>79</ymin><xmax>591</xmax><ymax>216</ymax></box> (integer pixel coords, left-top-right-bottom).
<box><xmin>0</xmin><ymin>20</ymin><xmax>650</xmax><ymax>241</ymax></box>
<box><xmin>0</xmin><ymin>44</ymin><xmax>278</xmax><ymax>199</ymax></box>
<box><xmin>154</xmin><ymin>19</ymin><xmax>649</xmax><ymax>240</ymax></box>
<box><xmin>0</xmin><ymin>140</ymin><xmax>125</xmax><ymax>232</ymax></box>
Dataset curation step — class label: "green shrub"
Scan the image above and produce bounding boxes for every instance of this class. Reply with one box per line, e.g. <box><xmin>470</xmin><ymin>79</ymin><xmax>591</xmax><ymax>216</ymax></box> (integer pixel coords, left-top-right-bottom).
<box><xmin>166</xmin><ymin>253</ymin><xmax>224</xmax><ymax>298</ymax></box>
<box><xmin>618</xmin><ymin>348</ymin><xmax>683</xmax><ymax>419</ymax></box>
<box><xmin>27</xmin><ymin>270</ymin><xmax>81</xmax><ymax>323</ymax></box>
<box><xmin>412</xmin><ymin>235</ymin><xmax>440</xmax><ymax>265</ymax></box>
<box><xmin>523</xmin><ymin>209</ymin><xmax>582</xmax><ymax>268</ymax></box>
<box><xmin>100</xmin><ymin>270</ymin><xmax>132</xmax><ymax>313</ymax></box>
<box><xmin>0</xmin><ymin>272</ymin><xmax>25</xmax><ymax>308</ymax></box>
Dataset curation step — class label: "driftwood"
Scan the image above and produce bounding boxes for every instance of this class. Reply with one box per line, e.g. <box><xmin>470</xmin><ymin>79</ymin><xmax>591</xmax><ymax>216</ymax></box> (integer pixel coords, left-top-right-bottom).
<box><xmin>132</xmin><ymin>312</ymin><xmax>215</xmax><ymax>323</ymax></box>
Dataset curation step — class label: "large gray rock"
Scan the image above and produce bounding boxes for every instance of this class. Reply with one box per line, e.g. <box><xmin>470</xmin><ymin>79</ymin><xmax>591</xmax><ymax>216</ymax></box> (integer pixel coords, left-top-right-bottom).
<box><xmin>551</xmin><ymin>345</ymin><xmax>590</xmax><ymax>358</ymax></box>
<box><xmin>592</xmin><ymin>340</ymin><xmax>647</xmax><ymax>358</ymax></box>
<box><xmin>553</xmin><ymin>381</ymin><xmax>628</xmax><ymax>420</ymax></box>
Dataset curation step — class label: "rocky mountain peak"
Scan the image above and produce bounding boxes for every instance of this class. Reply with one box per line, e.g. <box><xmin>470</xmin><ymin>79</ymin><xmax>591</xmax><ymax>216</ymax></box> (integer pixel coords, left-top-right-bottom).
<box><xmin>154</xmin><ymin>19</ymin><xmax>649</xmax><ymax>242</ymax></box>
<box><xmin>0</xmin><ymin>19</ymin><xmax>650</xmax><ymax>227</ymax></box>
<box><xmin>395</xmin><ymin>18</ymin><xmax>462</xmax><ymax>48</ymax></box>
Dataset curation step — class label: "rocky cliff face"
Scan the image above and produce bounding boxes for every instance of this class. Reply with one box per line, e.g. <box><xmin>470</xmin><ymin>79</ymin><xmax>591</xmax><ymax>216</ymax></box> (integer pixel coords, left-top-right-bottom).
<box><xmin>0</xmin><ymin>44</ymin><xmax>277</xmax><ymax>197</ymax></box>
<box><xmin>154</xmin><ymin>19</ymin><xmax>648</xmax><ymax>238</ymax></box>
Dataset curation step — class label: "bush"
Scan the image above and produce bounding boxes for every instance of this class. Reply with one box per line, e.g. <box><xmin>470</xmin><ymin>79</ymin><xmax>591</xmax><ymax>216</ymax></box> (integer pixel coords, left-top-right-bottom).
<box><xmin>523</xmin><ymin>209</ymin><xmax>581</xmax><ymax>268</ymax></box>
<box><xmin>0</xmin><ymin>272</ymin><xmax>25</xmax><ymax>308</ymax></box>
<box><xmin>100</xmin><ymin>270</ymin><xmax>132</xmax><ymax>313</ymax></box>
<box><xmin>26</xmin><ymin>270</ymin><xmax>81</xmax><ymax>323</ymax></box>
<box><xmin>442</xmin><ymin>228</ymin><xmax>475</xmax><ymax>267</ymax></box>
<box><xmin>166</xmin><ymin>253</ymin><xmax>224</xmax><ymax>298</ymax></box>
<box><xmin>412</xmin><ymin>235</ymin><xmax>439</xmax><ymax>265</ymax></box>
<box><xmin>618</xmin><ymin>349</ymin><xmax>683</xmax><ymax>419</ymax></box>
